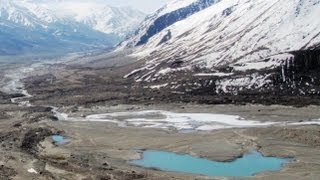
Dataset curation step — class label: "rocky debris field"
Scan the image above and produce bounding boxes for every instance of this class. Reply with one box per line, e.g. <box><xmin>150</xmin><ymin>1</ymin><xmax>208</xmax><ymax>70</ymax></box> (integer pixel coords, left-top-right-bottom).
<box><xmin>0</xmin><ymin>92</ymin><xmax>156</xmax><ymax>180</ymax></box>
<box><xmin>22</xmin><ymin>52</ymin><xmax>320</xmax><ymax>108</ymax></box>
<box><xmin>0</xmin><ymin>58</ymin><xmax>320</xmax><ymax>179</ymax></box>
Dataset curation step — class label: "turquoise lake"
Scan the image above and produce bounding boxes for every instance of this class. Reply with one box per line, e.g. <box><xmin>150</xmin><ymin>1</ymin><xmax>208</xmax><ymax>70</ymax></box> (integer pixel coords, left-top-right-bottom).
<box><xmin>52</xmin><ymin>135</ymin><xmax>69</xmax><ymax>145</ymax></box>
<box><xmin>130</xmin><ymin>150</ymin><xmax>292</xmax><ymax>177</ymax></box>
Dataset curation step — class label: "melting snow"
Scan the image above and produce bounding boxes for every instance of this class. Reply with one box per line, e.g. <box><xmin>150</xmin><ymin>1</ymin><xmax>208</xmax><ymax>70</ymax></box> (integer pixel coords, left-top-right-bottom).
<box><xmin>60</xmin><ymin>111</ymin><xmax>320</xmax><ymax>131</ymax></box>
<box><xmin>149</xmin><ymin>83</ymin><xmax>169</xmax><ymax>89</ymax></box>
<box><xmin>28</xmin><ymin>168</ymin><xmax>38</xmax><ymax>174</ymax></box>
<box><xmin>194</xmin><ymin>72</ymin><xmax>233</xmax><ymax>77</ymax></box>
<box><xmin>83</xmin><ymin>110</ymin><xmax>276</xmax><ymax>131</ymax></box>
<box><xmin>215</xmin><ymin>74</ymin><xmax>272</xmax><ymax>94</ymax></box>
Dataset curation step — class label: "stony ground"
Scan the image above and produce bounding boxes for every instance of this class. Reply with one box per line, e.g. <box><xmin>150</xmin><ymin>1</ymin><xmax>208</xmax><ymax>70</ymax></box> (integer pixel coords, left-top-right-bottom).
<box><xmin>0</xmin><ymin>54</ymin><xmax>320</xmax><ymax>180</ymax></box>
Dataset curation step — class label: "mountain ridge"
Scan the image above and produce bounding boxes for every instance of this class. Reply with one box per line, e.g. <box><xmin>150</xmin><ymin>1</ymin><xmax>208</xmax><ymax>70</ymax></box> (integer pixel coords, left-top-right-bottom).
<box><xmin>120</xmin><ymin>0</ymin><xmax>320</xmax><ymax>97</ymax></box>
<box><xmin>0</xmin><ymin>0</ymin><xmax>145</xmax><ymax>55</ymax></box>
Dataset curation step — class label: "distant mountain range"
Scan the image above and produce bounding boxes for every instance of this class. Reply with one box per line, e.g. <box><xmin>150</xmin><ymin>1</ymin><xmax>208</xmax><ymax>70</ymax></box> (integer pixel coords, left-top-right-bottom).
<box><xmin>0</xmin><ymin>0</ymin><xmax>145</xmax><ymax>55</ymax></box>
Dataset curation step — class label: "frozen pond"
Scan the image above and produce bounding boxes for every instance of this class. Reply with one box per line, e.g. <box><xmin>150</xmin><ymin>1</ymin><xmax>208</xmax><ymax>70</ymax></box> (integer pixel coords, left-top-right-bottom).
<box><xmin>79</xmin><ymin>110</ymin><xmax>277</xmax><ymax>131</ymax></box>
<box><xmin>130</xmin><ymin>150</ymin><xmax>292</xmax><ymax>177</ymax></box>
<box><xmin>63</xmin><ymin>110</ymin><xmax>320</xmax><ymax>131</ymax></box>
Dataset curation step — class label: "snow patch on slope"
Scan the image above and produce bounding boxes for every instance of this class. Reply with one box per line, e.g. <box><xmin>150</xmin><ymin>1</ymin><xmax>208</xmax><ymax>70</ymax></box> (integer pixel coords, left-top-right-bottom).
<box><xmin>159</xmin><ymin>0</ymin><xmax>197</xmax><ymax>16</ymax></box>
<box><xmin>215</xmin><ymin>73</ymin><xmax>272</xmax><ymax>94</ymax></box>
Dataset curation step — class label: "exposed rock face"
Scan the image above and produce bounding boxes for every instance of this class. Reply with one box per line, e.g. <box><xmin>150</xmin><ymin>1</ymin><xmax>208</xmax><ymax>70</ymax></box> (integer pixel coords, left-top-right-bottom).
<box><xmin>274</xmin><ymin>49</ymin><xmax>320</xmax><ymax>95</ymax></box>
<box><xmin>136</xmin><ymin>0</ymin><xmax>216</xmax><ymax>46</ymax></box>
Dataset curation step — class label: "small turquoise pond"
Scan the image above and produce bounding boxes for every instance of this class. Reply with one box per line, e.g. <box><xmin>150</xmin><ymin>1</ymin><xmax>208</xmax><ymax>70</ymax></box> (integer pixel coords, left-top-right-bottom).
<box><xmin>130</xmin><ymin>150</ymin><xmax>292</xmax><ymax>177</ymax></box>
<box><xmin>52</xmin><ymin>135</ymin><xmax>69</xmax><ymax>145</ymax></box>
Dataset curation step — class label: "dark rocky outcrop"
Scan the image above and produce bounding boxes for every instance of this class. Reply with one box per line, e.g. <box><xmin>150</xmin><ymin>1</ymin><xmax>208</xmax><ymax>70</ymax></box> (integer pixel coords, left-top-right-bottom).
<box><xmin>292</xmin><ymin>49</ymin><xmax>320</xmax><ymax>71</ymax></box>
<box><xmin>21</xmin><ymin>128</ymin><xmax>53</xmax><ymax>154</ymax></box>
<box><xmin>272</xmin><ymin>49</ymin><xmax>320</xmax><ymax>96</ymax></box>
<box><xmin>136</xmin><ymin>0</ymin><xmax>216</xmax><ymax>46</ymax></box>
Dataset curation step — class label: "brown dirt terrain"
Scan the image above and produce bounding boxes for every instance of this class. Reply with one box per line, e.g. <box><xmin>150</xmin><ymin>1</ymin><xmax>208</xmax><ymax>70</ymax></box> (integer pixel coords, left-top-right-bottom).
<box><xmin>0</xmin><ymin>55</ymin><xmax>319</xmax><ymax>179</ymax></box>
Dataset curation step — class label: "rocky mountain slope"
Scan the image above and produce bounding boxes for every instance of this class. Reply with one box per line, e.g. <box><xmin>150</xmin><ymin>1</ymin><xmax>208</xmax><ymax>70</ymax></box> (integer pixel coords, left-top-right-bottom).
<box><xmin>120</xmin><ymin>0</ymin><xmax>320</xmax><ymax>99</ymax></box>
<box><xmin>0</xmin><ymin>0</ymin><xmax>145</xmax><ymax>55</ymax></box>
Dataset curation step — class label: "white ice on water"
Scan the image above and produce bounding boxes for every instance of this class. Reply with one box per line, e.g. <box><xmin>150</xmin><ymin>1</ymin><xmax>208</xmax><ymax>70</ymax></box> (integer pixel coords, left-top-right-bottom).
<box><xmin>66</xmin><ymin>110</ymin><xmax>266</xmax><ymax>131</ymax></box>
<box><xmin>61</xmin><ymin>110</ymin><xmax>320</xmax><ymax>131</ymax></box>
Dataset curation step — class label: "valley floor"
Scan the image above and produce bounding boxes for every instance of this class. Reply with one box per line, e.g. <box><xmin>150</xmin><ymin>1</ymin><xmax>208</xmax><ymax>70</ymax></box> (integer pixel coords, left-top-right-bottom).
<box><xmin>0</xmin><ymin>55</ymin><xmax>320</xmax><ymax>179</ymax></box>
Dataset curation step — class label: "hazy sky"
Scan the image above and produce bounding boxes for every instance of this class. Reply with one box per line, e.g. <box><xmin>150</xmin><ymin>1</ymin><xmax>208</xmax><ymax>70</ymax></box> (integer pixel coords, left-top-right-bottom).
<box><xmin>101</xmin><ymin>0</ymin><xmax>171</xmax><ymax>13</ymax></box>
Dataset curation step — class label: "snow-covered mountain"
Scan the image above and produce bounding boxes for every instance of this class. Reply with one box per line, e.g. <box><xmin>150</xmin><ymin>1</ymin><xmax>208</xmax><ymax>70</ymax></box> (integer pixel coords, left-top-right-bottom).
<box><xmin>120</xmin><ymin>0</ymin><xmax>320</xmax><ymax>97</ymax></box>
<box><xmin>0</xmin><ymin>0</ymin><xmax>145</xmax><ymax>55</ymax></box>
<box><xmin>19</xmin><ymin>0</ymin><xmax>145</xmax><ymax>37</ymax></box>
<box><xmin>120</xmin><ymin>0</ymin><xmax>215</xmax><ymax>48</ymax></box>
